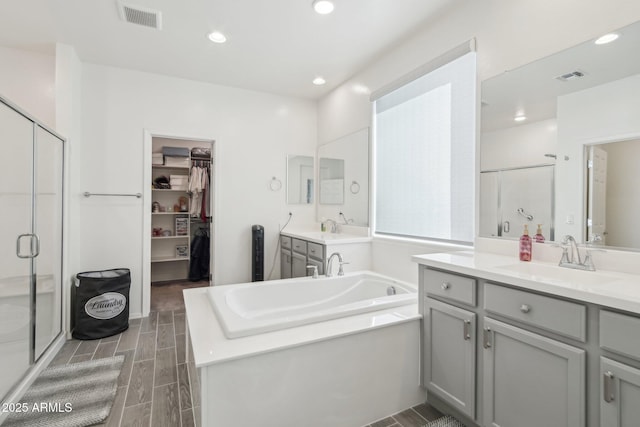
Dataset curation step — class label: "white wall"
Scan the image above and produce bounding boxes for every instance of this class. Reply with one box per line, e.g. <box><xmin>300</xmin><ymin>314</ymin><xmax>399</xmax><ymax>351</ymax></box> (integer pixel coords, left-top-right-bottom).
<box><xmin>481</xmin><ymin>119</ymin><xmax>557</xmax><ymax>171</ymax></box>
<box><xmin>0</xmin><ymin>46</ymin><xmax>55</xmax><ymax>128</ymax></box>
<box><xmin>317</xmin><ymin>0</ymin><xmax>640</xmax><ymax>282</ymax></box>
<box><xmin>556</xmin><ymin>74</ymin><xmax>640</xmax><ymax>241</ymax></box>
<box><xmin>71</xmin><ymin>64</ymin><xmax>316</xmax><ymax>317</ymax></box>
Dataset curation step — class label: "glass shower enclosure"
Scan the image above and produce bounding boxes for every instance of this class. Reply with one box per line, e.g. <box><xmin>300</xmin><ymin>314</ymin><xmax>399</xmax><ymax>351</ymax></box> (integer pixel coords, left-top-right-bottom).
<box><xmin>480</xmin><ymin>165</ymin><xmax>554</xmax><ymax>241</ymax></box>
<box><xmin>0</xmin><ymin>97</ymin><xmax>64</xmax><ymax>405</ymax></box>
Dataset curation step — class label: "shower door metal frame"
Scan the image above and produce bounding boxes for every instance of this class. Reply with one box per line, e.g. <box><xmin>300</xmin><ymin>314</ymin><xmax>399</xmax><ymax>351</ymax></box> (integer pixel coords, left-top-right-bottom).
<box><xmin>1</xmin><ymin>95</ymin><xmax>65</xmax><ymax>403</ymax></box>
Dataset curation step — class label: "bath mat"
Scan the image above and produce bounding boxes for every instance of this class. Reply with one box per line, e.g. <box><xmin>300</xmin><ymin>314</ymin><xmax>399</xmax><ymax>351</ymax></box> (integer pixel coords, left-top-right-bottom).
<box><xmin>424</xmin><ymin>415</ymin><xmax>466</xmax><ymax>427</ymax></box>
<box><xmin>3</xmin><ymin>355</ymin><xmax>124</xmax><ymax>427</ymax></box>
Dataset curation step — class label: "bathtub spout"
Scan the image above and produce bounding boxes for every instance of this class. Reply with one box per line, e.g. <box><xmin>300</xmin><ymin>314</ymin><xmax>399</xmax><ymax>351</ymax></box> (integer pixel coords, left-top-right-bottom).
<box><xmin>326</xmin><ymin>252</ymin><xmax>349</xmax><ymax>277</ymax></box>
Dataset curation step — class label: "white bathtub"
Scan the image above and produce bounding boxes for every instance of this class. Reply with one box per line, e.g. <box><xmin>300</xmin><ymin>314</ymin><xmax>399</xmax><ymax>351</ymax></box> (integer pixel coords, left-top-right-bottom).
<box><xmin>207</xmin><ymin>271</ymin><xmax>417</xmax><ymax>338</ymax></box>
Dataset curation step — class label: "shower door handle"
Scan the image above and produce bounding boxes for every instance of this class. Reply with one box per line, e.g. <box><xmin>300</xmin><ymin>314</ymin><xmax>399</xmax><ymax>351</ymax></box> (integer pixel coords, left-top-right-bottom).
<box><xmin>16</xmin><ymin>233</ymin><xmax>40</xmax><ymax>259</ymax></box>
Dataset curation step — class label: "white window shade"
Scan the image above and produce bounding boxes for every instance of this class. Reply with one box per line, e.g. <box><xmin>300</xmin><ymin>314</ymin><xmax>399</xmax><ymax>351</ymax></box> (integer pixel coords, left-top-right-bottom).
<box><xmin>374</xmin><ymin>51</ymin><xmax>476</xmax><ymax>243</ymax></box>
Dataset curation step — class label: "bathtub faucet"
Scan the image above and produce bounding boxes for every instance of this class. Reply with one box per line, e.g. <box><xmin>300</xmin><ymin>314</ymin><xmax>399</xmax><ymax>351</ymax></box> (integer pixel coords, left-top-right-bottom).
<box><xmin>326</xmin><ymin>252</ymin><xmax>349</xmax><ymax>277</ymax></box>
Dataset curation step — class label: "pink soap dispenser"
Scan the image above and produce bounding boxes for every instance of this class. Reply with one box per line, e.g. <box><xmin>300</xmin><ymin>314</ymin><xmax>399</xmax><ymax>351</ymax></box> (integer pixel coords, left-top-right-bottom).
<box><xmin>519</xmin><ymin>224</ymin><xmax>532</xmax><ymax>262</ymax></box>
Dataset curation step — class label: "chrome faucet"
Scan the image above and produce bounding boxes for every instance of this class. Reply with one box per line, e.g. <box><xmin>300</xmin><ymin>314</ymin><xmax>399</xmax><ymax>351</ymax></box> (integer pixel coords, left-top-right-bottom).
<box><xmin>326</xmin><ymin>252</ymin><xmax>349</xmax><ymax>277</ymax></box>
<box><xmin>556</xmin><ymin>235</ymin><xmax>596</xmax><ymax>271</ymax></box>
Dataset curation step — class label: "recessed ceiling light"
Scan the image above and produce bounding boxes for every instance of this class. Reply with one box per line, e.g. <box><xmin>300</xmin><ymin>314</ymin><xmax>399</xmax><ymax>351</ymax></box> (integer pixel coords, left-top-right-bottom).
<box><xmin>207</xmin><ymin>31</ymin><xmax>227</xmax><ymax>44</ymax></box>
<box><xmin>313</xmin><ymin>0</ymin><xmax>334</xmax><ymax>15</ymax></box>
<box><xmin>313</xmin><ymin>77</ymin><xmax>326</xmax><ymax>85</ymax></box>
<box><xmin>514</xmin><ymin>115</ymin><xmax>527</xmax><ymax>122</ymax></box>
<box><xmin>595</xmin><ymin>33</ymin><xmax>619</xmax><ymax>45</ymax></box>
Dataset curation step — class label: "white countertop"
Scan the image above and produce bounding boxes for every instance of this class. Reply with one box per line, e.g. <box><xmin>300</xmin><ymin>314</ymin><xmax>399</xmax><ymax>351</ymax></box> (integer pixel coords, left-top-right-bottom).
<box><xmin>281</xmin><ymin>229</ymin><xmax>372</xmax><ymax>245</ymax></box>
<box><xmin>184</xmin><ymin>287</ymin><xmax>419</xmax><ymax>368</ymax></box>
<box><xmin>413</xmin><ymin>251</ymin><xmax>640</xmax><ymax>314</ymax></box>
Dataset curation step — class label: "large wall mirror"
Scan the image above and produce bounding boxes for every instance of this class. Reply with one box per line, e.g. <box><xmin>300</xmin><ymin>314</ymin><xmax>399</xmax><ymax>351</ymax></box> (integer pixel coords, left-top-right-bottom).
<box><xmin>317</xmin><ymin>128</ymin><xmax>370</xmax><ymax>227</ymax></box>
<box><xmin>480</xmin><ymin>19</ymin><xmax>640</xmax><ymax>251</ymax></box>
<box><xmin>287</xmin><ymin>155</ymin><xmax>314</xmax><ymax>204</ymax></box>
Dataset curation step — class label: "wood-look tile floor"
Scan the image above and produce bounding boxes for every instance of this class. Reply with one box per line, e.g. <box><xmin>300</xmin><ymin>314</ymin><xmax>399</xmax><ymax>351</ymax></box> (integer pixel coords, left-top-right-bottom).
<box><xmin>364</xmin><ymin>403</ymin><xmax>443</xmax><ymax>427</ymax></box>
<box><xmin>49</xmin><ymin>278</ymin><xmax>444</xmax><ymax>427</ymax></box>
<box><xmin>50</xmin><ymin>311</ymin><xmax>200</xmax><ymax>426</ymax></box>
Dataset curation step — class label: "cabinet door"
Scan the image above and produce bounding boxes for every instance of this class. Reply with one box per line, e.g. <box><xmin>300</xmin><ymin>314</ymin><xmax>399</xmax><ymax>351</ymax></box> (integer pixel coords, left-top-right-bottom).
<box><xmin>601</xmin><ymin>357</ymin><xmax>640</xmax><ymax>427</ymax></box>
<box><xmin>483</xmin><ymin>318</ymin><xmax>585</xmax><ymax>427</ymax></box>
<box><xmin>291</xmin><ymin>252</ymin><xmax>307</xmax><ymax>278</ymax></box>
<box><xmin>281</xmin><ymin>249</ymin><xmax>292</xmax><ymax>279</ymax></box>
<box><xmin>424</xmin><ymin>297</ymin><xmax>476</xmax><ymax>419</ymax></box>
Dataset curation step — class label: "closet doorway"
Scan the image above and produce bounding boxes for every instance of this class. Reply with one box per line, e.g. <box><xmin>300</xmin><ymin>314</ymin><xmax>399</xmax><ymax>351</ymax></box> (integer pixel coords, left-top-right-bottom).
<box><xmin>142</xmin><ymin>133</ymin><xmax>215</xmax><ymax>314</ymax></box>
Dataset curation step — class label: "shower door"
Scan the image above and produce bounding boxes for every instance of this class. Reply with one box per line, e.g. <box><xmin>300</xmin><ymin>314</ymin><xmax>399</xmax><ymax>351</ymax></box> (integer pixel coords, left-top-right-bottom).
<box><xmin>480</xmin><ymin>165</ymin><xmax>554</xmax><ymax>240</ymax></box>
<box><xmin>0</xmin><ymin>99</ymin><xmax>64</xmax><ymax>403</ymax></box>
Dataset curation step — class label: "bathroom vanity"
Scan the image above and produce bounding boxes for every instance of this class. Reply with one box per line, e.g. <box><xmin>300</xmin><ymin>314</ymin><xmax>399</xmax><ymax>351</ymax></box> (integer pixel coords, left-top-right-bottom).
<box><xmin>414</xmin><ymin>251</ymin><xmax>640</xmax><ymax>427</ymax></box>
<box><xmin>280</xmin><ymin>230</ymin><xmax>371</xmax><ymax>278</ymax></box>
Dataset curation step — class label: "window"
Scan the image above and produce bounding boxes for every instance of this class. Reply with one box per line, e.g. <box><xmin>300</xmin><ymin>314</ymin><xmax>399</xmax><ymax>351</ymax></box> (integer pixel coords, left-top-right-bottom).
<box><xmin>373</xmin><ymin>47</ymin><xmax>476</xmax><ymax>244</ymax></box>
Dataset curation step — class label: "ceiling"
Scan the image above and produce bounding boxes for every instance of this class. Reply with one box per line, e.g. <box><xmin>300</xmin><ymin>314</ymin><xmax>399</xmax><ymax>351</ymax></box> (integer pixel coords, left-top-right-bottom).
<box><xmin>0</xmin><ymin>0</ymin><xmax>455</xmax><ymax>99</ymax></box>
<box><xmin>481</xmin><ymin>19</ymin><xmax>640</xmax><ymax>132</ymax></box>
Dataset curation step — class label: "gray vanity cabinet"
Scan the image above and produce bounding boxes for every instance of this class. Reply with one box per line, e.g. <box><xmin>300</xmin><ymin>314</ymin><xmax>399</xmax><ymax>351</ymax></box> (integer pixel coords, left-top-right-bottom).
<box><xmin>281</xmin><ymin>235</ymin><xmax>327</xmax><ymax>278</ymax></box>
<box><xmin>482</xmin><ymin>318</ymin><xmax>586</xmax><ymax>427</ymax></box>
<box><xmin>600</xmin><ymin>357</ymin><xmax>640</xmax><ymax>426</ymax></box>
<box><xmin>280</xmin><ymin>236</ymin><xmax>292</xmax><ymax>279</ymax></box>
<box><xmin>424</xmin><ymin>297</ymin><xmax>476</xmax><ymax>419</ymax></box>
<box><xmin>599</xmin><ymin>310</ymin><xmax>640</xmax><ymax>426</ymax></box>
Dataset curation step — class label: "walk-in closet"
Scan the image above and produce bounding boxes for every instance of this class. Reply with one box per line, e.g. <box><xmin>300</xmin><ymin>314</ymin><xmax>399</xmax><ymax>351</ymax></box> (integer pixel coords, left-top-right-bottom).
<box><xmin>149</xmin><ymin>137</ymin><xmax>213</xmax><ymax>308</ymax></box>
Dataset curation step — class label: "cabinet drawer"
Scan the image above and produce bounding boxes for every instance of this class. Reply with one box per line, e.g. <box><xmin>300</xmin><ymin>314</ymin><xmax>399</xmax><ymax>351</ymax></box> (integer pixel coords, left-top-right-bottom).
<box><xmin>307</xmin><ymin>242</ymin><xmax>324</xmax><ymax>261</ymax></box>
<box><xmin>484</xmin><ymin>283</ymin><xmax>586</xmax><ymax>342</ymax></box>
<box><xmin>423</xmin><ymin>269</ymin><xmax>476</xmax><ymax>306</ymax></box>
<box><xmin>600</xmin><ymin>310</ymin><xmax>640</xmax><ymax>361</ymax></box>
<box><xmin>292</xmin><ymin>238</ymin><xmax>307</xmax><ymax>254</ymax></box>
<box><xmin>280</xmin><ymin>235</ymin><xmax>292</xmax><ymax>250</ymax></box>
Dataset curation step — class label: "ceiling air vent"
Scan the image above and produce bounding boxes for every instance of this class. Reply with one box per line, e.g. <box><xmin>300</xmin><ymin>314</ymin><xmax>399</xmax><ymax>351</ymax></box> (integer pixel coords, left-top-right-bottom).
<box><xmin>117</xmin><ymin>2</ymin><xmax>162</xmax><ymax>30</ymax></box>
<box><xmin>555</xmin><ymin>70</ymin><xmax>586</xmax><ymax>82</ymax></box>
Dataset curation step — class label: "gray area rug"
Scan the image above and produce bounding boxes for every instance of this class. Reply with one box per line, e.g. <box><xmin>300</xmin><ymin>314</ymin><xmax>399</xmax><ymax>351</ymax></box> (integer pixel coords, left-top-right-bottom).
<box><xmin>424</xmin><ymin>415</ymin><xmax>466</xmax><ymax>427</ymax></box>
<box><xmin>4</xmin><ymin>355</ymin><xmax>124</xmax><ymax>427</ymax></box>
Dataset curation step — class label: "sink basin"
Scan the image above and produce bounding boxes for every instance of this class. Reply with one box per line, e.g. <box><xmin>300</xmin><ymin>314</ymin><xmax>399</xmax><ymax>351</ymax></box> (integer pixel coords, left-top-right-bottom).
<box><xmin>496</xmin><ymin>263</ymin><xmax>618</xmax><ymax>286</ymax></box>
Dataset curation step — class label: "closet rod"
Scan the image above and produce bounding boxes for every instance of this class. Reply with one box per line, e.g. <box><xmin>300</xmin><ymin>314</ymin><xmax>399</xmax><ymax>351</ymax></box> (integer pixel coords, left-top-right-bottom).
<box><xmin>83</xmin><ymin>191</ymin><xmax>142</xmax><ymax>198</ymax></box>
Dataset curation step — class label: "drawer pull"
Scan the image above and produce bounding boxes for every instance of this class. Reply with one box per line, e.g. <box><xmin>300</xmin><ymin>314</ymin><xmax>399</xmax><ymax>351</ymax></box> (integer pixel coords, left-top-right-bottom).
<box><xmin>520</xmin><ymin>304</ymin><xmax>531</xmax><ymax>314</ymax></box>
<box><xmin>463</xmin><ymin>320</ymin><xmax>471</xmax><ymax>341</ymax></box>
<box><xmin>441</xmin><ymin>282</ymin><xmax>450</xmax><ymax>290</ymax></box>
<box><xmin>604</xmin><ymin>371</ymin><xmax>615</xmax><ymax>403</ymax></box>
<box><xmin>483</xmin><ymin>327</ymin><xmax>492</xmax><ymax>349</ymax></box>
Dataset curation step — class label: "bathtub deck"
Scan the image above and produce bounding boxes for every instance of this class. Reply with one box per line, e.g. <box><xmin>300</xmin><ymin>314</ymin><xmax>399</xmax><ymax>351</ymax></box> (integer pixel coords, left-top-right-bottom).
<box><xmin>184</xmin><ymin>287</ymin><xmax>420</xmax><ymax>367</ymax></box>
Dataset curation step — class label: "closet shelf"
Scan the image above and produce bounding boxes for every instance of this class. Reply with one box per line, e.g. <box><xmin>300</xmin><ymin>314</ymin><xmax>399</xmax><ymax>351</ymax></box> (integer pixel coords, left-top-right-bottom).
<box><xmin>151</xmin><ymin>235</ymin><xmax>189</xmax><ymax>240</ymax></box>
<box><xmin>152</xmin><ymin>165</ymin><xmax>190</xmax><ymax>170</ymax></box>
<box><xmin>152</xmin><ymin>212</ymin><xmax>190</xmax><ymax>215</ymax></box>
<box><xmin>152</xmin><ymin>188</ymin><xmax>189</xmax><ymax>192</ymax></box>
<box><xmin>151</xmin><ymin>256</ymin><xmax>190</xmax><ymax>263</ymax></box>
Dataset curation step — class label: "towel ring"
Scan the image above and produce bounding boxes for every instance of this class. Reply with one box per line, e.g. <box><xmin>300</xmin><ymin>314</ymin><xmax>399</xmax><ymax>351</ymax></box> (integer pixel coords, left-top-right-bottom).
<box><xmin>270</xmin><ymin>177</ymin><xmax>282</xmax><ymax>191</ymax></box>
<box><xmin>350</xmin><ymin>181</ymin><xmax>360</xmax><ymax>194</ymax></box>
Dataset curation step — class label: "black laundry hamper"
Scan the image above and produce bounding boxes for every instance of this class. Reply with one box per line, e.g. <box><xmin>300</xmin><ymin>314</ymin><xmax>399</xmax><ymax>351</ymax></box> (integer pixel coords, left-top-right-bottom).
<box><xmin>73</xmin><ymin>268</ymin><xmax>131</xmax><ymax>340</ymax></box>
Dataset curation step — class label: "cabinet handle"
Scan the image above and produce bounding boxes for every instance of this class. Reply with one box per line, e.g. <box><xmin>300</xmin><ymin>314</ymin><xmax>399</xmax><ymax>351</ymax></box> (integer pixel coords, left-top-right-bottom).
<box><xmin>441</xmin><ymin>282</ymin><xmax>450</xmax><ymax>290</ymax></box>
<box><xmin>463</xmin><ymin>320</ymin><xmax>471</xmax><ymax>341</ymax></box>
<box><xmin>603</xmin><ymin>371</ymin><xmax>615</xmax><ymax>403</ymax></box>
<box><xmin>483</xmin><ymin>327</ymin><xmax>492</xmax><ymax>349</ymax></box>
<box><xmin>520</xmin><ymin>304</ymin><xmax>531</xmax><ymax>313</ymax></box>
